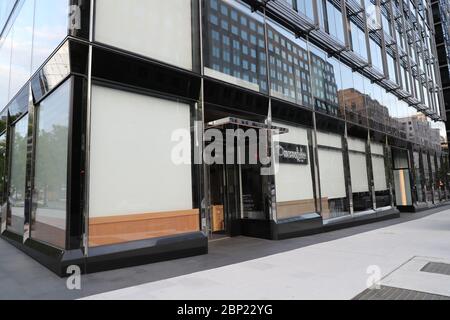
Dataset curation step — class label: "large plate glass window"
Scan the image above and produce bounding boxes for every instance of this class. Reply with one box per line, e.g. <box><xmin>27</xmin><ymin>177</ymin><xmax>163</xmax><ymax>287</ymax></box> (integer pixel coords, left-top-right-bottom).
<box><xmin>202</xmin><ymin>0</ymin><xmax>268</xmax><ymax>93</ymax></box>
<box><xmin>309</xmin><ymin>43</ymin><xmax>342</xmax><ymax>118</ymax></box>
<box><xmin>273</xmin><ymin>122</ymin><xmax>315</xmax><ymax>220</ymax></box>
<box><xmin>296</xmin><ymin>0</ymin><xmax>314</xmax><ymax>21</ymax></box>
<box><xmin>422</xmin><ymin>151</ymin><xmax>433</xmax><ymax>202</ymax></box>
<box><xmin>95</xmin><ymin>0</ymin><xmax>192</xmax><ymax>70</ymax></box>
<box><xmin>31</xmin><ymin>80</ymin><xmax>71</xmax><ymax>248</ymax></box>
<box><xmin>348</xmin><ymin>137</ymin><xmax>372</xmax><ymax>212</ymax></box>
<box><xmin>88</xmin><ymin>86</ymin><xmax>198</xmax><ymax>247</ymax></box>
<box><xmin>325</xmin><ymin>0</ymin><xmax>345</xmax><ymax>43</ymax></box>
<box><xmin>317</xmin><ymin>131</ymin><xmax>349</xmax><ymax>219</ymax></box>
<box><xmin>266</xmin><ymin>18</ymin><xmax>311</xmax><ymax>107</ymax></box>
<box><xmin>371</xmin><ymin>142</ymin><xmax>390</xmax><ymax>208</ymax></box>
<box><xmin>8</xmin><ymin>114</ymin><xmax>29</xmax><ymax>235</ymax></box>
<box><xmin>413</xmin><ymin>151</ymin><xmax>424</xmax><ymax>203</ymax></box>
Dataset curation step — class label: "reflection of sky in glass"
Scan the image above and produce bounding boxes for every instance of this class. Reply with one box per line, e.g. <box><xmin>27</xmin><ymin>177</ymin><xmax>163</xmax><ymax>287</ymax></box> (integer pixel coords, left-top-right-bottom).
<box><xmin>9</xmin><ymin>0</ymin><xmax>34</xmax><ymax>100</ymax></box>
<box><xmin>32</xmin><ymin>0</ymin><xmax>69</xmax><ymax>73</ymax></box>
<box><xmin>0</xmin><ymin>0</ymin><xmax>16</xmax><ymax>31</ymax></box>
<box><xmin>37</xmin><ymin>80</ymin><xmax>70</xmax><ymax>132</ymax></box>
<box><xmin>0</xmin><ymin>0</ymin><xmax>68</xmax><ymax>109</ymax></box>
<box><xmin>0</xmin><ymin>28</ymin><xmax>12</xmax><ymax>108</ymax></box>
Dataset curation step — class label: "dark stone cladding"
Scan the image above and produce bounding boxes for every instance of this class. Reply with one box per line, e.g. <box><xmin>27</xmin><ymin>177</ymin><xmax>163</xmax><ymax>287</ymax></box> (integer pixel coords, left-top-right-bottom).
<box><xmin>0</xmin><ymin>231</ymin><xmax>208</xmax><ymax>277</ymax></box>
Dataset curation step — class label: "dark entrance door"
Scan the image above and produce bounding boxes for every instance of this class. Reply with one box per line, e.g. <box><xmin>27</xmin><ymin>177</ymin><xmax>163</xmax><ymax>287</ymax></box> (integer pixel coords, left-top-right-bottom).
<box><xmin>205</xmin><ymin>117</ymin><xmax>287</xmax><ymax>239</ymax></box>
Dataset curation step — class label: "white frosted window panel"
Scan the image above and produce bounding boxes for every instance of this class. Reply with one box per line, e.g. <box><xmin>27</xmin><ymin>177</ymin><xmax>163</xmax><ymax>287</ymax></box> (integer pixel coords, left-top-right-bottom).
<box><xmin>89</xmin><ymin>86</ymin><xmax>193</xmax><ymax>217</ymax></box>
<box><xmin>371</xmin><ymin>142</ymin><xmax>384</xmax><ymax>156</ymax></box>
<box><xmin>95</xmin><ymin>0</ymin><xmax>193</xmax><ymax>70</ymax></box>
<box><xmin>348</xmin><ymin>137</ymin><xmax>366</xmax><ymax>152</ymax></box>
<box><xmin>316</xmin><ymin>131</ymin><xmax>342</xmax><ymax>148</ymax></box>
<box><xmin>318</xmin><ymin>148</ymin><xmax>346</xmax><ymax>199</ymax></box>
<box><xmin>273</xmin><ymin>123</ymin><xmax>313</xmax><ymax>202</ymax></box>
<box><xmin>349</xmin><ymin>152</ymin><xmax>369</xmax><ymax>193</ymax></box>
<box><xmin>372</xmin><ymin>156</ymin><xmax>387</xmax><ymax>191</ymax></box>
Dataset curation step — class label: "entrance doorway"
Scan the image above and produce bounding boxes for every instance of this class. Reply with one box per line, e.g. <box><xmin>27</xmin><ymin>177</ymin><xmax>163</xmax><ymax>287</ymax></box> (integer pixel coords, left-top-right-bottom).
<box><xmin>208</xmin><ymin>162</ymin><xmax>266</xmax><ymax>239</ymax></box>
<box><xmin>205</xmin><ymin>117</ymin><xmax>287</xmax><ymax>240</ymax></box>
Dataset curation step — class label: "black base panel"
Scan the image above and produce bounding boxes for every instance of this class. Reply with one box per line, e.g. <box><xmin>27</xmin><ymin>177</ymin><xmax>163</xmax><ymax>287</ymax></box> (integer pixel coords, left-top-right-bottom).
<box><xmin>1</xmin><ymin>231</ymin><xmax>208</xmax><ymax>277</ymax></box>
<box><xmin>273</xmin><ymin>214</ymin><xmax>323</xmax><ymax>240</ymax></box>
<box><xmin>241</xmin><ymin>219</ymin><xmax>274</xmax><ymax>240</ymax></box>
<box><xmin>85</xmin><ymin>232</ymin><xmax>208</xmax><ymax>274</ymax></box>
<box><xmin>230</xmin><ymin>216</ymin><xmax>324</xmax><ymax>240</ymax></box>
<box><xmin>323</xmin><ymin>208</ymin><xmax>400</xmax><ymax>232</ymax></box>
<box><xmin>397</xmin><ymin>205</ymin><xmax>419</xmax><ymax>212</ymax></box>
<box><xmin>397</xmin><ymin>201</ymin><xmax>449</xmax><ymax>213</ymax></box>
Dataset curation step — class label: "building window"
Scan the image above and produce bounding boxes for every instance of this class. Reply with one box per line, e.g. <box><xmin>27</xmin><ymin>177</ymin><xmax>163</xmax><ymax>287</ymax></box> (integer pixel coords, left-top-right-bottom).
<box><xmin>8</xmin><ymin>115</ymin><xmax>29</xmax><ymax>235</ymax></box>
<box><xmin>95</xmin><ymin>0</ymin><xmax>193</xmax><ymax>70</ymax></box>
<box><xmin>273</xmin><ymin>125</ymin><xmax>315</xmax><ymax>220</ymax></box>
<box><xmin>317</xmin><ymin>131</ymin><xmax>349</xmax><ymax>219</ymax></box>
<box><xmin>348</xmin><ymin>137</ymin><xmax>372</xmax><ymax>212</ymax></box>
<box><xmin>31</xmin><ymin>80</ymin><xmax>71</xmax><ymax>248</ymax></box>
<box><xmin>0</xmin><ymin>132</ymin><xmax>6</xmax><ymax>213</ymax></box>
<box><xmin>88</xmin><ymin>86</ymin><xmax>198</xmax><ymax>247</ymax></box>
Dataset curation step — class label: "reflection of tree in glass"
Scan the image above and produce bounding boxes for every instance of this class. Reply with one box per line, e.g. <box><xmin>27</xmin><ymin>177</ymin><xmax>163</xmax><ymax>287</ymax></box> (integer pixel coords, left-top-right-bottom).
<box><xmin>0</xmin><ymin>136</ymin><xmax>6</xmax><ymax>198</ymax></box>
<box><xmin>10</xmin><ymin>130</ymin><xmax>27</xmax><ymax>202</ymax></box>
<box><xmin>35</xmin><ymin>124</ymin><xmax>68</xmax><ymax>209</ymax></box>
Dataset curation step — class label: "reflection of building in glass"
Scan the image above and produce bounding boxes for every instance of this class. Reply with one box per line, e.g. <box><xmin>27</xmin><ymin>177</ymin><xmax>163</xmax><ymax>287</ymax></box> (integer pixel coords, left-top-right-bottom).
<box><xmin>203</xmin><ymin>0</ymin><xmax>267</xmax><ymax>92</ymax></box>
<box><xmin>310</xmin><ymin>54</ymin><xmax>339</xmax><ymax>117</ymax></box>
<box><xmin>398</xmin><ymin>114</ymin><xmax>442</xmax><ymax>152</ymax></box>
<box><xmin>204</xmin><ymin>0</ymin><xmax>339</xmax><ymax>114</ymax></box>
<box><xmin>337</xmin><ymin>88</ymin><xmax>401</xmax><ymax>135</ymax></box>
<box><xmin>432</xmin><ymin>0</ymin><xmax>450</xmax><ymax>141</ymax></box>
<box><xmin>338</xmin><ymin>88</ymin><xmax>368</xmax><ymax>125</ymax></box>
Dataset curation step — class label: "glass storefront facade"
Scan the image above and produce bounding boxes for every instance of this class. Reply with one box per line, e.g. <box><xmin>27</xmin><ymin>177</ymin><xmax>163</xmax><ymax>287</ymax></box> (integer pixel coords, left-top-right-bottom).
<box><xmin>0</xmin><ymin>0</ymin><xmax>448</xmax><ymax>275</ymax></box>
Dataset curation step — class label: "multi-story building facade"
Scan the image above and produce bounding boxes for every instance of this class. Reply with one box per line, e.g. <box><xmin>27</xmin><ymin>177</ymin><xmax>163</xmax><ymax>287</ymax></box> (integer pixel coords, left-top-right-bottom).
<box><xmin>0</xmin><ymin>0</ymin><xmax>448</xmax><ymax>276</ymax></box>
<box><xmin>432</xmin><ymin>0</ymin><xmax>450</xmax><ymax>139</ymax></box>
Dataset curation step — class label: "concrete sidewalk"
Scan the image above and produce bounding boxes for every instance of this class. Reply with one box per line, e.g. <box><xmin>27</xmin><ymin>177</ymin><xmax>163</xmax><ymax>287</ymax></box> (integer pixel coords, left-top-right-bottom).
<box><xmin>83</xmin><ymin>207</ymin><xmax>450</xmax><ymax>300</ymax></box>
<box><xmin>1</xmin><ymin>206</ymin><xmax>449</xmax><ymax>300</ymax></box>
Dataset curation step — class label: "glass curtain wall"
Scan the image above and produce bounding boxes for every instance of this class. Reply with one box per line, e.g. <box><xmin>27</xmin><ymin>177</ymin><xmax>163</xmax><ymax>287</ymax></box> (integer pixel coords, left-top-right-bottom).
<box><xmin>197</xmin><ymin>0</ymin><xmax>444</xmax><ymax>219</ymax></box>
<box><xmin>0</xmin><ymin>0</ymin><xmax>69</xmax><ymax>111</ymax></box>
<box><xmin>309</xmin><ymin>43</ymin><xmax>343</xmax><ymax>119</ymax></box>
<box><xmin>266</xmin><ymin>19</ymin><xmax>311</xmax><ymax>106</ymax></box>
<box><xmin>202</xmin><ymin>0</ymin><xmax>268</xmax><ymax>93</ymax></box>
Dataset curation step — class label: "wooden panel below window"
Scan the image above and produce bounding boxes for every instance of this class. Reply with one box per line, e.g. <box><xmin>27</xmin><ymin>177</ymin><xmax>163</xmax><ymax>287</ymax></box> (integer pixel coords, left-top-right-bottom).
<box><xmin>277</xmin><ymin>198</ymin><xmax>329</xmax><ymax>220</ymax></box>
<box><xmin>211</xmin><ymin>205</ymin><xmax>224</xmax><ymax>232</ymax></box>
<box><xmin>89</xmin><ymin>209</ymin><xmax>200</xmax><ymax>247</ymax></box>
